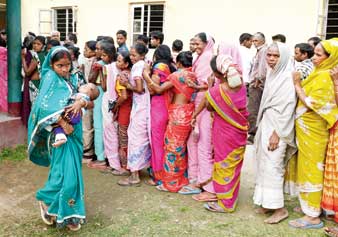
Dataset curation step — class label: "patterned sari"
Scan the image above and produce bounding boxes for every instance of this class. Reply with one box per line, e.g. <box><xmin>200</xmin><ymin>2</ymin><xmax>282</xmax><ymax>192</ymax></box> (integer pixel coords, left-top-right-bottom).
<box><xmin>150</xmin><ymin>62</ymin><xmax>171</xmax><ymax>183</ymax></box>
<box><xmin>294</xmin><ymin>38</ymin><xmax>338</xmax><ymax>217</ymax></box>
<box><xmin>162</xmin><ymin>68</ymin><xmax>197</xmax><ymax>192</ymax></box>
<box><xmin>322</xmin><ymin>122</ymin><xmax>338</xmax><ymax>222</ymax></box>
<box><xmin>28</xmin><ymin>47</ymin><xmax>85</xmax><ymax>227</ymax></box>
<box><xmin>205</xmin><ymin>84</ymin><xmax>248</xmax><ymax>212</ymax></box>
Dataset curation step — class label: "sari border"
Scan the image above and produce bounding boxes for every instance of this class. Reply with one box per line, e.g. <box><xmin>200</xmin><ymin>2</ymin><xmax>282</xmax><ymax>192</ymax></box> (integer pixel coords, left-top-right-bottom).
<box><xmin>206</xmin><ymin>89</ymin><xmax>248</xmax><ymax>131</ymax></box>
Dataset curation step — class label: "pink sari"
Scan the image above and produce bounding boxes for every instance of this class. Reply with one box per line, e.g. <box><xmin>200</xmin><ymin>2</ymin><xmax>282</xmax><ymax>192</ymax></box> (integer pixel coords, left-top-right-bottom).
<box><xmin>0</xmin><ymin>47</ymin><xmax>7</xmax><ymax>112</ymax></box>
<box><xmin>206</xmin><ymin>84</ymin><xmax>248</xmax><ymax>212</ymax></box>
<box><xmin>102</xmin><ymin>62</ymin><xmax>119</xmax><ymax>169</ymax></box>
<box><xmin>150</xmin><ymin>62</ymin><xmax>171</xmax><ymax>183</ymax></box>
<box><xmin>187</xmin><ymin>35</ymin><xmax>214</xmax><ymax>191</ymax></box>
<box><xmin>127</xmin><ymin>60</ymin><xmax>151</xmax><ymax>172</ymax></box>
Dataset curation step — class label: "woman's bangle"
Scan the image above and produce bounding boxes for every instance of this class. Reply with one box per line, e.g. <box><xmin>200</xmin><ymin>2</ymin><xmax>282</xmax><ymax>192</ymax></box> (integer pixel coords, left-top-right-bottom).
<box><xmin>149</xmin><ymin>80</ymin><xmax>154</xmax><ymax>86</ymax></box>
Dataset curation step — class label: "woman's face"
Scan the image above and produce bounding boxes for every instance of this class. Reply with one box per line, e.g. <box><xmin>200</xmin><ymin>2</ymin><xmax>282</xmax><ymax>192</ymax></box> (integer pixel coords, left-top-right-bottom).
<box><xmin>33</xmin><ymin>40</ymin><xmax>44</xmax><ymax>53</ymax></box>
<box><xmin>194</xmin><ymin>37</ymin><xmax>206</xmax><ymax>55</ymax></box>
<box><xmin>129</xmin><ymin>48</ymin><xmax>142</xmax><ymax>64</ymax></box>
<box><xmin>266</xmin><ymin>47</ymin><xmax>280</xmax><ymax>69</ymax></box>
<box><xmin>84</xmin><ymin>45</ymin><xmax>95</xmax><ymax>58</ymax></box>
<box><xmin>69</xmin><ymin>49</ymin><xmax>76</xmax><ymax>61</ymax></box>
<box><xmin>95</xmin><ymin>43</ymin><xmax>102</xmax><ymax>58</ymax></box>
<box><xmin>116</xmin><ymin>54</ymin><xmax>129</xmax><ymax>70</ymax></box>
<box><xmin>52</xmin><ymin>57</ymin><xmax>72</xmax><ymax>78</ymax></box>
<box><xmin>101</xmin><ymin>52</ymin><xmax>111</xmax><ymax>64</ymax></box>
<box><xmin>312</xmin><ymin>44</ymin><xmax>328</xmax><ymax>67</ymax></box>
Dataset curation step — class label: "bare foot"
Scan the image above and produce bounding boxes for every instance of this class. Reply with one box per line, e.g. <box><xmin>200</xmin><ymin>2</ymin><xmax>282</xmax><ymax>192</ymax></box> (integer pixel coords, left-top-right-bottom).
<box><xmin>264</xmin><ymin>208</ymin><xmax>289</xmax><ymax>224</ymax></box>
<box><xmin>255</xmin><ymin>207</ymin><xmax>273</xmax><ymax>214</ymax></box>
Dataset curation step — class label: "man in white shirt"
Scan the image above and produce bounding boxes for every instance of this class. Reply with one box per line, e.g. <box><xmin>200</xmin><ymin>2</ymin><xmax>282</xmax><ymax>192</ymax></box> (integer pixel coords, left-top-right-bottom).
<box><xmin>238</xmin><ymin>33</ymin><xmax>253</xmax><ymax>87</ymax></box>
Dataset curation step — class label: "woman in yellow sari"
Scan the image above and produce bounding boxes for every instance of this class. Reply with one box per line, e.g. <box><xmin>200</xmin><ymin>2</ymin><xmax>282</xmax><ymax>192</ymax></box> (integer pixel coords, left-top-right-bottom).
<box><xmin>289</xmin><ymin>38</ymin><xmax>338</xmax><ymax>229</ymax></box>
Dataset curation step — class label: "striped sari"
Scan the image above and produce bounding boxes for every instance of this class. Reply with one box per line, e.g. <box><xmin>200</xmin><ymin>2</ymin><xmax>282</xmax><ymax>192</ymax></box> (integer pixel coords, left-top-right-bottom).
<box><xmin>205</xmin><ymin>84</ymin><xmax>248</xmax><ymax>212</ymax></box>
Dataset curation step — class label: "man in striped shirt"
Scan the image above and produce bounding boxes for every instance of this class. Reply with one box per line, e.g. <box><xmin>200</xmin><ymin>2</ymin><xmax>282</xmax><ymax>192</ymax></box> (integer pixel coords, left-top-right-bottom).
<box><xmin>294</xmin><ymin>43</ymin><xmax>314</xmax><ymax>81</ymax></box>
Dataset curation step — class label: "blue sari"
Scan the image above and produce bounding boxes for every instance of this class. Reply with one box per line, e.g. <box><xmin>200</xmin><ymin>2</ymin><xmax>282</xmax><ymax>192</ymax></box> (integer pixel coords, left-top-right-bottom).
<box><xmin>28</xmin><ymin>46</ymin><xmax>85</xmax><ymax>227</ymax></box>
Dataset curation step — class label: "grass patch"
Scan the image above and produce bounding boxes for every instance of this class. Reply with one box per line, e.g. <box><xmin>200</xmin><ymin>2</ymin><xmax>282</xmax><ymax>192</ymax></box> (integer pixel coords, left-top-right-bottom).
<box><xmin>0</xmin><ymin>144</ymin><xmax>27</xmax><ymax>162</ymax></box>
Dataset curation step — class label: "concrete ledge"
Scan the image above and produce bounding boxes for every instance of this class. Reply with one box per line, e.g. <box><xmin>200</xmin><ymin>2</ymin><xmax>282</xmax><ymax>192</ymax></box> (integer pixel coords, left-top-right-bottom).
<box><xmin>0</xmin><ymin>113</ymin><xmax>27</xmax><ymax>149</ymax></box>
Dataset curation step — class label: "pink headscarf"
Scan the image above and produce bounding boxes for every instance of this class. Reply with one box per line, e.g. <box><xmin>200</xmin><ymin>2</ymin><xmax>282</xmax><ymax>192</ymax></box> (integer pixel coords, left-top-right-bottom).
<box><xmin>192</xmin><ymin>34</ymin><xmax>214</xmax><ymax>85</ymax></box>
<box><xmin>218</xmin><ymin>42</ymin><xmax>243</xmax><ymax>74</ymax></box>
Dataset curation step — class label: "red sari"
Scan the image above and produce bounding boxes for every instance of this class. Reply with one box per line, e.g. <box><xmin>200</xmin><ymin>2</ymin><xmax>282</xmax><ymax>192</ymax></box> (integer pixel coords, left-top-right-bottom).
<box><xmin>161</xmin><ymin>68</ymin><xmax>197</xmax><ymax>192</ymax></box>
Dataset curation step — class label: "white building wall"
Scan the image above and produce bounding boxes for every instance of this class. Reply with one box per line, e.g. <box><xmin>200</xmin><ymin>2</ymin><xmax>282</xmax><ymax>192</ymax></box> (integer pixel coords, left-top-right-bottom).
<box><xmin>21</xmin><ymin>0</ymin><xmax>321</xmax><ymax>51</ymax></box>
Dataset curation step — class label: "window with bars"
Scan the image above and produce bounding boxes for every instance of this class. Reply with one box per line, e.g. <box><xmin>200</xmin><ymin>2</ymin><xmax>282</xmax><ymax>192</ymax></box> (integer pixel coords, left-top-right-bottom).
<box><xmin>55</xmin><ymin>8</ymin><xmax>76</xmax><ymax>41</ymax></box>
<box><xmin>326</xmin><ymin>0</ymin><xmax>338</xmax><ymax>39</ymax></box>
<box><xmin>131</xmin><ymin>4</ymin><xmax>164</xmax><ymax>45</ymax></box>
<box><xmin>39</xmin><ymin>7</ymin><xmax>77</xmax><ymax>40</ymax></box>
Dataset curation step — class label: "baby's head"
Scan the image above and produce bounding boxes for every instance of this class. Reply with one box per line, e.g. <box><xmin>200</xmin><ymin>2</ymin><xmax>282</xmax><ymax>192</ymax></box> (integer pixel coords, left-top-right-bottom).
<box><xmin>79</xmin><ymin>83</ymin><xmax>100</xmax><ymax>101</ymax></box>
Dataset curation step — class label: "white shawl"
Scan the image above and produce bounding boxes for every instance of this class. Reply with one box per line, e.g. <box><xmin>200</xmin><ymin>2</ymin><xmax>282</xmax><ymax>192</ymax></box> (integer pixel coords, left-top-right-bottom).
<box><xmin>256</xmin><ymin>42</ymin><xmax>297</xmax><ymax>146</ymax></box>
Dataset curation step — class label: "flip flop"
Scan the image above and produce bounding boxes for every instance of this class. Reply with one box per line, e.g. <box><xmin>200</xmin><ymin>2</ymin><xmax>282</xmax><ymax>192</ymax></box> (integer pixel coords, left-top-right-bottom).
<box><xmin>192</xmin><ymin>192</ymin><xmax>218</xmax><ymax>202</ymax></box>
<box><xmin>288</xmin><ymin>218</ymin><xmax>324</xmax><ymax>229</ymax></box>
<box><xmin>156</xmin><ymin>184</ymin><xmax>169</xmax><ymax>192</ymax></box>
<box><xmin>67</xmin><ymin>223</ymin><xmax>81</xmax><ymax>231</ymax></box>
<box><xmin>39</xmin><ymin>201</ymin><xmax>54</xmax><ymax>226</ymax></box>
<box><xmin>111</xmin><ymin>169</ymin><xmax>130</xmax><ymax>176</ymax></box>
<box><xmin>204</xmin><ymin>202</ymin><xmax>226</xmax><ymax>213</ymax></box>
<box><xmin>178</xmin><ymin>185</ymin><xmax>201</xmax><ymax>195</ymax></box>
<box><xmin>117</xmin><ymin>177</ymin><xmax>141</xmax><ymax>187</ymax></box>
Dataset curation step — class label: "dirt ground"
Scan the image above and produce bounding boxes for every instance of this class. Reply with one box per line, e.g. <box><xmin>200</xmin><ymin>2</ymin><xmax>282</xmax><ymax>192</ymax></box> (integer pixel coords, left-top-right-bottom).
<box><xmin>0</xmin><ymin>146</ymin><xmax>329</xmax><ymax>236</ymax></box>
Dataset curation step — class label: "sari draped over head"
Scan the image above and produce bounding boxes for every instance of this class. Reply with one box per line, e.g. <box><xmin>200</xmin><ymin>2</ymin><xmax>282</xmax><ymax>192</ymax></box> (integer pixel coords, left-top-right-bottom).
<box><xmin>218</xmin><ymin>42</ymin><xmax>243</xmax><ymax>74</ymax></box>
<box><xmin>188</xmin><ymin>34</ymin><xmax>214</xmax><ymax>191</ymax></box>
<box><xmin>102</xmin><ymin>62</ymin><xmax>119</xmax><ymax>169</ymax></box>
<box><xmin>161</xmin><ymin>68</ymin><xmax>197</xmax><ymax>192</ymax></box>
<box><xmin>289</xmin><ymin>38</ymin><xmax>338</xmax><ymax>217</ymax></box>
<box><xmin>205</xmin><ymin>55</ymin><xmax>248</xmax><ymax>212</ymax></box>
<box><xmin>256</xmin><ymin>42</ymin><xmax>297</xmax><ymax>147</ymax></box>
<box><xmin>192</xmin><ymin>34</ymin><xmax>214</xmax><ymax>85</ymax></box>
<box><xmin>150</xmin><ymin>62</ymin><xmax>171</xmax><ymax>183</ymax></box>
<box><xmin>0</xmin><ymin>46</ymin><xmax>7</xmax><ymax>112</ymax></box>
<box><xmin>253</xmin><ymin>43</ymin><xmax>297</xmax><ymax>209</ymax></box>
<box><xmin>28</xmin><ymin>46</ymin><xmax>85</xmax><ymax>227</ymax></box>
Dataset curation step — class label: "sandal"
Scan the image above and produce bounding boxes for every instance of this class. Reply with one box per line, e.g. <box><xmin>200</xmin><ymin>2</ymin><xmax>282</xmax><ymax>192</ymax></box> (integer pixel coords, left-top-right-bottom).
<box><xmin>288</xmin><ymin>218</ymin><xmax>324</xmax><ymax>229</ymax></box>
<box><xmin>156</xmin><ymin>184</ymin><xmax>169</xmax><ymax>192</ymax></box>
<box><xmin>67</xmin><ymin>223</ymin><xmax>81</xmax><ymax>231</ymax></box>
<box><xmin>111</xmin><ymin>169</ymin><xmax>130</xmax><ymax>176</ymax></box>
<box><xmin>38</xmin><ymin>201</ymin><xmax>55</xmax><ymax>225</ymax></box>
<box><xmin>204</xmin><ymin>202</ymin><xmax>226</xmax><ymax>213</ymax></box>
<box><xmin>117</xmin><ymin>176</ymin><xmax>141</xmax><ymax>187</ymax></box>
<box><xmin>178</xmin><ymin>185</ymin><xmax>201</xmax><ymax>195</ymax></box>
<box><xmin>192</xmin><ymin>192</ymin><xmax>218</xmax><ymax>202</ymax></box>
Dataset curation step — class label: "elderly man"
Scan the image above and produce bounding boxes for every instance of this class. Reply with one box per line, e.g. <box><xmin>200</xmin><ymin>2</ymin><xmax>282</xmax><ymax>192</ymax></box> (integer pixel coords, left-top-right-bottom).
<box><xmin>247</xmin><ymin>32</ymin><xmax>268</xmax><ymax>144</ymax></box>
<box><xmin>50</xmin><ymin>30</ymin><xmax>61</xmax><ymax>42</ymax></box>
<box><xmin>253</xmin><ymin>42</ymin><xmax>297</xmax><ymax>224</ymax></box>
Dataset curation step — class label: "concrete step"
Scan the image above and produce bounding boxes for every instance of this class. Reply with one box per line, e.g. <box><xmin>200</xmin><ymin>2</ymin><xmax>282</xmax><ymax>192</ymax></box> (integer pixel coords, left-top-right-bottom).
<box><xmin>0</xmin><ymin>113</ymin><xmax>27</xmax><ymax>149</ymax></box>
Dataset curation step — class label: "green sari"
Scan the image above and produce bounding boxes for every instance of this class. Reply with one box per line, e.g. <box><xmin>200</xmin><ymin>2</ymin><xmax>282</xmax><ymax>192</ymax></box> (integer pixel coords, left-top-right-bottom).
<box><xmin>28</xmin><ymin>46</ymin><xmax>85</xmax><ymax>227</ymax></box>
